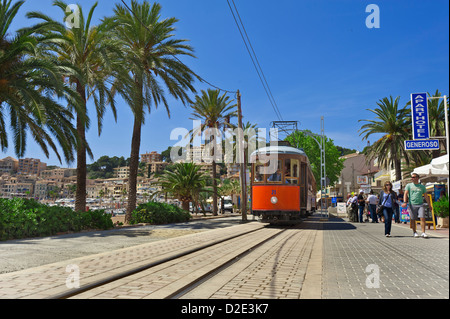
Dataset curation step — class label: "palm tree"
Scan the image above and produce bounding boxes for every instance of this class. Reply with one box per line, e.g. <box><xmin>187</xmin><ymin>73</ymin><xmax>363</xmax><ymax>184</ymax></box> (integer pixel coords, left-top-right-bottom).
<box><xmin>189</xmin><ymin>89</ymin><xmax>237</xmax><ymax>215</ymax></box>
<box><xmin>112</xmin><ymin>1</ymin><xmax>197</xmax><ymax>222</ymax></box>
<box><xmin>154</xmin><ymin>162</ymin><xmax>210</xmax><ymax>211</ymax></box>
<box><xmin>26</xmin><ymin>1</ymin><xmax>124</xmax><ymax>212</ymax></box>
<box><xmin>0</xmin><ymin>0</ymin><xmax>79</xmax><ymax>163</ymax></box>
<box><xmin>359</xmin><ymin>96</ymin><xmax>411</xmax><ymax>181</ymax></box>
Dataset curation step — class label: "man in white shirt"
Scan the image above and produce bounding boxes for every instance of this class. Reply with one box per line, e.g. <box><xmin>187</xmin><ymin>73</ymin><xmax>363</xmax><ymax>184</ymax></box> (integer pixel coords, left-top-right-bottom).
<box><xmin>367</xmin><ymin>190</ymin><xmax>379</xmax><ymax>223</ymax></box>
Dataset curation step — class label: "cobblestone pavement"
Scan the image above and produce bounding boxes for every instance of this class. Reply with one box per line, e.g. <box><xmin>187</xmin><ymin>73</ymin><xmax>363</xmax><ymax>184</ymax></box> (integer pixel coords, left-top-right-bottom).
<box><xmin>0</xmin><ymin>215</ymin><xmax>448</xmax><ymax>299</ymax></box>
<box><xmin>321</xmin><ymin>218</ymin><xmax>449</xmax><ymax>299</ymax></box>
<box><xmin>70</xmin><ymin>227</ymin><xmax>283</xmax><ymax>299</ymax></box>
<box><xmin>0</xmin><ymin>216</ymin><xmax>242</xmax><ymax>274</ymax></box>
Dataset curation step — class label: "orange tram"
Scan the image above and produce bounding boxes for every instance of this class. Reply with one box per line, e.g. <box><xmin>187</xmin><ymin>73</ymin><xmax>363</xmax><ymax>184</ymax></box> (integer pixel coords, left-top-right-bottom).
<box><xmin>250</xmin><ymin>144</ymin><xmax>317</xmax><ymax>224</ymax></box>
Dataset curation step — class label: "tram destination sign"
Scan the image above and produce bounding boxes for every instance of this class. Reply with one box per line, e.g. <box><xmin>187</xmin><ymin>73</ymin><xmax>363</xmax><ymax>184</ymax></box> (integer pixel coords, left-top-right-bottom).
<box><xmin>410</xmin><ymin>93</ymin><xmax>430</xmax><ymax>140</ymax></box>
<box><xmin>404</xmin><ymin>139</ymin><xmax>440</xmax><ymax>150</ymax></box>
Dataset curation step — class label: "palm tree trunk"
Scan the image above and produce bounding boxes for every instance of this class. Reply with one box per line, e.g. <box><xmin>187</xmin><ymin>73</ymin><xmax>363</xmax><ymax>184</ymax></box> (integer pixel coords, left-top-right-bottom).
<box><xmin>181</xmin><ymin>200</ymin><xmax>190</xmax><ymax>212</ymax></box>
<box><xmin>212</xmin><ymin>160</ymin><xmax>218</xmax><ymax>215</ymax></box>
<box><xmin>75</xmin><ymin>81</ymin><xmax>87</xmax><ymax>213</ymax></box>
<box><xmin>432</xmin><ymin>127</ymin><xmax>443</xmax><ymax>158</ymax></box>
<box><xmin>126</xmin><ymin>116</ymin><xmax>141</xmax><ymax>223</ymax></box>
<box><xmin>126</xmin><ymin>77</ymin><xmax>143</xmax><ymax>224</ymax></box>
<box><xmin>394</xmin><ymin>158</ymin><xmax>402</xmax><ymax>181</ymax></box>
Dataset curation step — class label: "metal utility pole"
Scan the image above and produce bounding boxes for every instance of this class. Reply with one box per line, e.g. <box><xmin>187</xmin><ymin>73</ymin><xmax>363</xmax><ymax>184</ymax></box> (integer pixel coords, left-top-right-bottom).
<box><xmin>425</xmin><ymin>95</ymin><xmax>449</xmax><ymax>198</ymax></box>
<box><xmin>321</xmin><ymin>116</ymin><xmax>327</xmax><ymax>217</ymax></box>
<box><xmin>445</xmin><ymin>96</ymin><xmax>449</xmax><ymax>198</ymax></box>
<box><xmin>236</xmin><ymin>90</ymin><xmax>247</xmax><ymax>221</ymax></box>
<box><xmin>299</xmin><ymin>117</ymin><xmax>327</xmax><ymax>218</ymax></box>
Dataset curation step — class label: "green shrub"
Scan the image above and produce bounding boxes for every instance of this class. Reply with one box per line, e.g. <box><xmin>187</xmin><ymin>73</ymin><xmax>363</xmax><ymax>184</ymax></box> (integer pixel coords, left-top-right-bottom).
<box><xmin>130</xmin><ymin>201</ymin><xmax>191</xmax><ymax>225</ymax></box>
<box><xmin>433</xmin><ymin>196</ymin><xmax>449</xmax><ymax>218</ymax></box>
<box><xmin>0</xmin><ymin>198</ymin><xmax>113</xmax><ymax>241</ymax></box>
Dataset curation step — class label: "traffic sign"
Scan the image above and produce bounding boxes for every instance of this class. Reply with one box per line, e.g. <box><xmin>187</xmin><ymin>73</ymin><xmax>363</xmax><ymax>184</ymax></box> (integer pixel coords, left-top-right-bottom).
<box><xmin>410</xmin><ymin>93</ymin><xmax>430</xmax><ymax>140</ymax></box>
<box><xmin>404</xmin><ymin>139</ymin><xmax>440</xmax><ymax>150</ymax></box>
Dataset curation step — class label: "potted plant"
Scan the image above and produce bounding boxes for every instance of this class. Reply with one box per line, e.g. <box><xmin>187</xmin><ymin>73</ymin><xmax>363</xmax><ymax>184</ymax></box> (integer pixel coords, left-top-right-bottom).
<box><xmin>433</xmin><ymin>196</ymin><xmax>449</xmax><ymax>228</ymax></box>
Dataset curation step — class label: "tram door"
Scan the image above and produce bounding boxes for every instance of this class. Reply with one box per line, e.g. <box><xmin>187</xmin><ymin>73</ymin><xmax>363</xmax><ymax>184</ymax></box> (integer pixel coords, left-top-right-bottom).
<box><xmin>300</xmin><ymin>162</ymin><xmax>307</xmax><ymax>208</ymax></box>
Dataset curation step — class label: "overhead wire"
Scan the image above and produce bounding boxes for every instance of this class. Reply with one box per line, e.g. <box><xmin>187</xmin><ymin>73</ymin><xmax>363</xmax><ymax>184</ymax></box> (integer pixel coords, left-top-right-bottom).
<box><xmin>226</xmin><ymin>0</ymin><xmax>284</xmax><ymax>122</ymax></box>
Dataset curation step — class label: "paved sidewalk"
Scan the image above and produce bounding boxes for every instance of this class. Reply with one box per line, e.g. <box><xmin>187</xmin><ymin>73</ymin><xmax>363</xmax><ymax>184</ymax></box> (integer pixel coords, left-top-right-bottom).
<box><xmin>322</xmin><ymin>218</ymin><xmax>449</xmax><ymax>299</ymax></box>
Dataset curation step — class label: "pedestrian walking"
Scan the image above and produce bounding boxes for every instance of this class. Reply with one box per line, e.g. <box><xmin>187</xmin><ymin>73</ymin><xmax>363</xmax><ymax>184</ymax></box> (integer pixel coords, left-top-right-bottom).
<box><xmin>347</xmin><ymin>192</ymin><xmax>358</xmax><ymax>222</ymax></box>
<box><xmin>357</xmin><ymin>190</ymin><xmax>366</xmax><ymax>223</ymax></box>
<box><xmin>379</xmin><ymin>181</ymin><xmax>397</xmax><ymax>237</ymax></box>
<box><xmin>397</xmin><ymin>188</ymin><xmax>407</xmax><ymax>224</ymax></box>
<box><xmin>367</xmin><ymin>190</ymin><xmax>379</xmax><ymax>223</ymax></box>
<box><xmin>393</xmin><ymin>189</ymin><xmax>401</xmax><ymax>224</ymax></box>
<box><xmin>402</xmin><ymin>173</ymin><xmax>432</xmax><ymax>238</ymax></box>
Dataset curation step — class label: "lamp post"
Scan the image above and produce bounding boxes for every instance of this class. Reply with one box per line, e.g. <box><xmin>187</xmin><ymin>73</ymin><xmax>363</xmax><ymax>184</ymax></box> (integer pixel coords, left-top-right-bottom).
<box><xmin>298</xmin><ymin>116</ymin><xmax>327</xmax><ymax>217</ymax></box>
<box><xmin>428</xmin><ymin>95</ymin><xmax>449</xmax><ymax>198</ymax></box>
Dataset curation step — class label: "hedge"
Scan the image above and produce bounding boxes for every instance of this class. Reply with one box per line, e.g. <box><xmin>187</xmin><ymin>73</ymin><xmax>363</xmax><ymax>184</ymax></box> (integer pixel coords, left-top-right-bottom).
<box><xmin>0</xmin><ymin>198</ymin><xmax>114</xmax><ymax>241</ymax></box>
<box><xmin>129</xmin><ymin>201</ymin><xmax>191</xmax><ymax>225</ymax></box>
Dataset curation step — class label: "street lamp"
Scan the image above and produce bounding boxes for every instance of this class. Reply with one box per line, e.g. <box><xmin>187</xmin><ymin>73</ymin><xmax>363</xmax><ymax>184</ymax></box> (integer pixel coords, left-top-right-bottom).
<box><xmin>298</xmin><ymin>116</ymin><xmax>327</xmax><ymax>218</ymax></box>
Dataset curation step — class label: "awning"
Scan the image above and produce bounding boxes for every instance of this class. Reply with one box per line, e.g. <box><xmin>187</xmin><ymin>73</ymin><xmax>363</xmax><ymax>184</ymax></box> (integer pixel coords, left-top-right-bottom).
<box><xmin>413</xmin><ymin>164</ymin><xmax>448</xmax><ymax>177</ymax></box>
<box><xmin>431</xmin><ymin>154</ymin><xmax>449</xmax><ymax>171</ymax></box>
<box><xmin>413</xmin><ymin>154</ymin><xmax>449</xmax><ymax>178</ymax></box>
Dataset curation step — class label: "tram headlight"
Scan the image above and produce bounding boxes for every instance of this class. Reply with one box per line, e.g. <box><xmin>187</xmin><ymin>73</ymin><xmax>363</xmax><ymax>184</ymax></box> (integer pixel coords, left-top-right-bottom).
<box><xmin>270</xmin><ymin>196</ymin><xmax>278</xmax><ymax>204</ymax></box>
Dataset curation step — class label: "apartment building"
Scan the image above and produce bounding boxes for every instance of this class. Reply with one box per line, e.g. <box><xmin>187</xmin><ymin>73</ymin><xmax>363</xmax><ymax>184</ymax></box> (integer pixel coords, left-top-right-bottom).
<box><xmin>141</xmin><ymin>151</ymin><xmax>162</xmax><ymax>163</ymax></box>
<box><xmin>148</xmin><ymin>161</ymin><xmax>169</xmax><ymax>174</ymax></box>
<box><xmin>18</xmin><ymin>158</ymin><xmax>47</xmax><ymax>176</ymax></box>
<box><xmin>40</xmin><ymin>168</ymin><xmax>76</xmax><ymax>181</ymax></box>
<box><xmin>0</xmin><ymin>157</ymin><xmax>19</xmax><ymax>175</ymax></box>
<box><xmin>2</xmin><ymin>180</ymin><xmax>34</xmax><ymax>198</ymax></box>
<box><xmin>34</xmin><ymin>181</ymin><xmax>60</xmax><ymax>199</ymax></box>
<box><xmin>114</xmin><ymin>166</ymin><xmax>130</xmax><ymax>179</ymax></box>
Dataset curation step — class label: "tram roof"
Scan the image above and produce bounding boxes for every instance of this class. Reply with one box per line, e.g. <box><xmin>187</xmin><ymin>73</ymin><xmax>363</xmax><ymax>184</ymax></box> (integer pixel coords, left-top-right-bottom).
<box><xmin>250</xmin><ymin>145</ymin><xmax>307</xmax><ymax>157</ymax></box>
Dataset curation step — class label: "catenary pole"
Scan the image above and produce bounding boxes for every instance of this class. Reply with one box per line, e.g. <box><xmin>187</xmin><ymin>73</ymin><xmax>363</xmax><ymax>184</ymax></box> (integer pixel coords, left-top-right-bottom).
<box><xmin>236</xmin><ymin>90</ymin><xmax>247</xmax><ymax>221</ymax></box>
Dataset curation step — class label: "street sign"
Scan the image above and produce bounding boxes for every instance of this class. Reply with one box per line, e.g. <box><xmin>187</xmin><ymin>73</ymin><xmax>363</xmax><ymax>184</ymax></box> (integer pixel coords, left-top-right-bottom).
<box><xmin>404</xmin><ymin>139</ymin><xmax>440</xmax><ymax>150</ymax></box>
<box><xmin>411</xmin><ymin>93</ymin><xmax>430</xmax><ymax>140</ymax></box>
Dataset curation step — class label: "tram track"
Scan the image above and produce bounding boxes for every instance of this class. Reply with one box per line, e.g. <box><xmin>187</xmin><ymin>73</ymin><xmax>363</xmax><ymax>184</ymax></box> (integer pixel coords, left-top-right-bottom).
<box><xmin>165</xmin><ymin>227</ymin><xmax>292</xmax><ymax>299</ymax></box>
<box><xmin>57</xmin><ymin>225</ymin><xmax>294</xmax><ymax>299</ymax></box>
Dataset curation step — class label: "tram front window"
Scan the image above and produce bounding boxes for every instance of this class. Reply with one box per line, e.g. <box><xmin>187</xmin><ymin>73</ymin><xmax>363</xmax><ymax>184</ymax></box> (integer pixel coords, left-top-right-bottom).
<box><xmin>267</xmin><ymin>160</ymin><xmax>282</xmax><ymax>182</ymax></box>
<box><xmin>285</xmin><ymin>159</ymin><xmax>299</xmax><ymax>184</ymax></box>
<box><xmin>254</xmin><ymin>162</ymin><xmax>265</xmax><ymax>183</ymax></box>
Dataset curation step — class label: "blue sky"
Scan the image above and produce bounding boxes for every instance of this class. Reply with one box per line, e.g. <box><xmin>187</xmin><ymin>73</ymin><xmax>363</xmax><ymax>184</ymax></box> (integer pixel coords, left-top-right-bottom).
<box><xmin>3</xmin><ymin>0</ymin><xmax>449</xmax><ymax>167</ymax></box>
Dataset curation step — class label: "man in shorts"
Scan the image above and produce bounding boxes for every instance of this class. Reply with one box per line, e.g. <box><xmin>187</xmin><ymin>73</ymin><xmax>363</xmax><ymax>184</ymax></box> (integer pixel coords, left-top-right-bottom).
<box><xmin>402</xmin><ymin>173</ymin><xmax>432</xmax><ymax>238</ymax></box>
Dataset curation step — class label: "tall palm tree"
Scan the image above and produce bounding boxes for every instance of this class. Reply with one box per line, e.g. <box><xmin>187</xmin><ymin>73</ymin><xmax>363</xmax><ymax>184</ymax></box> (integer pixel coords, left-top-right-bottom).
<box><xmin>112</xmin><ymin>1</ymin><xmax>197</xmax><ymax>223</ymax></box>
<box><xmin>189</xmin><ymin>89</ymin><xmax>237</xmax><ymax>215</ymax></box>
<box><xmin>359</xmin><ymin>96</ymin><xmax>411</xmax><ymax>181</ymax></box>
<box><xmin>26</xmin><ymin>1</ymin><xmax>123</xmax><ymax>212</ymax></box>
<box><xmin>0</xmin><ymin>0</ymin><xmax>79</xmax><ymax>163</ymax></box>
<box><xmin>154</xmin><ymin>162</ymin><xmax>210</xmax><ymax>212</ymax></box>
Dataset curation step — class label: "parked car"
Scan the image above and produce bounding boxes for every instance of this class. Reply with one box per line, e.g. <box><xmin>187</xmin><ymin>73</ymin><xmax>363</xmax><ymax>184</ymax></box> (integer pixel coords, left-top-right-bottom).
<box><xmin>221</xmin><ymin>196</ymin><xmax>233</xmax><ymax>213</ymax></box>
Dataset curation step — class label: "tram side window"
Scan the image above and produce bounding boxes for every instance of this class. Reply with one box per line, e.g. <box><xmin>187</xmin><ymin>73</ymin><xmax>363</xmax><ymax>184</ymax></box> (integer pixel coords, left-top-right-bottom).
<box><xmin>285</xmin><ymin>159</ymin><xmax>299</xmax><ymax>184</ymax></box>
<box><xmin>267</xmin><ymin>160</ymin><xmax>282</xmax><ymax>183</ymax></box>
<box><xmin>254</xmin><ymin>162</ymin><xmax>265</xmax><ymax>183</ymax></box>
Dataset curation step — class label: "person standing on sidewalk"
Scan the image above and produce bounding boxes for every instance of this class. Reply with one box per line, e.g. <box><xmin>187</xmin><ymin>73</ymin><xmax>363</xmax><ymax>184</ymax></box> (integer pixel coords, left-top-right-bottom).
<box><xmin>379</xmin><ymin>182</ymin><xmax>397</xmax><ymax>237</ymax></box>
<box><xmin>357</xmin><ymin>190</ymin><xmax>366</xmax><ymax>223</ymax></box>
<box><xmin>367</xmin><ymin>190</ymin><xmax>379</xmax><ymax>223</ymax></box>
<box><xmin>347</xmin><ymin>192</ymin><xmax>358</xmax><ymax>222</ymax></box>
<box><xmin>402</xmin><ymin>173</ymin><xmax>432</xmax><ymax>238</ymax></box>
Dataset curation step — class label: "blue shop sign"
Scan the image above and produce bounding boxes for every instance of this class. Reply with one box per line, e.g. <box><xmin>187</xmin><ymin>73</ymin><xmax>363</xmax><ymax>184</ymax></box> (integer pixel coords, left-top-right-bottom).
<box><xmin>410</xmin><ymin>93</ymin><xmax>430</xmax><ymax>140</ymax></box>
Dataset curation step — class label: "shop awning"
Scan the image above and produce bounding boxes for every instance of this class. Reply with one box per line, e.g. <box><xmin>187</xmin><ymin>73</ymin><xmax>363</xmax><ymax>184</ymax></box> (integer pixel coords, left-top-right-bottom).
<box><xmin>413</xmin><ymin>154</ymin><xmax>449</xmax><ymax>178</ymax></box>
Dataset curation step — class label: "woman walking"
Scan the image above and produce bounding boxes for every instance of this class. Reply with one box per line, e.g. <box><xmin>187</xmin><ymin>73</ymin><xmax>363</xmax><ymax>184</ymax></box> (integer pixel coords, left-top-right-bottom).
<box><xmin>379</xmin><ymin>181</ymin><xmax>398</xmax><ymax>237</ymax></box>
